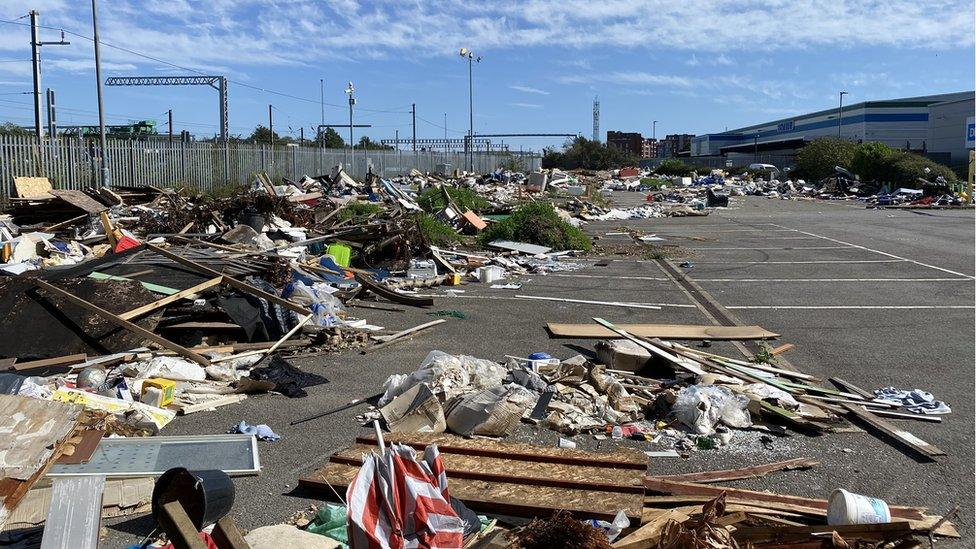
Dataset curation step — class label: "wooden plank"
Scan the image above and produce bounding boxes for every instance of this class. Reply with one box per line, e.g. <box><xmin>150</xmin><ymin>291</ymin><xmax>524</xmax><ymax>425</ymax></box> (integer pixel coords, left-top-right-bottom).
<box><xmin>13</xmin><ymin>176</ymin><xmax>53</xmax><ymax>199</ymax></box>
<box><xmin>56</xmin><ymin>430</ymin><xmax>105</xmax><ymax>465</ymax></box>
<box><xmin>546</xmin><ymin>322</ymin><xmax>779</xmax><ymax>340</ymax></box>
<box><xmin>642</xmin><ymin>478</ymin><xmax>927</xmax><ymax>521</ymax></box>
<box><xmin>10</xmin><ymin>353</ymin><xmax>87</xmax><ymax>374</ymax></box>
<box><xmin>867</xmin><ymin>408</ymin><xmax>943</xmax><ymax>423</ymax></box>
<box><xmin>612</xmin><ymin>509</ymin><xmax>689</xmax><ymax>548</ymax></box>
<box><xmin>839</xmin><ymin>402</ymin><xmax>945</xmax><ymax>460</ymax></box>
<box><xmin>211</xmin><ymin>516</ymin><xmax>250</xmax><ymax>549</ymax></box>
<box><xmin>828</xmin><ymin>377</ymin><xmax>876</xmax><ymax>399</ymax></box>
<box><xmin>732</xmin><ymin>521</ymin><xmax>913</xmax><ymax>543</ymax></box>
<box><xmin>354</xmin><ymin>272</ymin><xmax>434</xmax><ymax>307</ymax></box>
<box><xmin>32</xmin><ymin>280</ymin><xmax>212</xmax><ymax>367</ymax></box>
<box><xmin>330</xmin><ymin>443</ymin><xmax>645</xmax><ymax>495</ymax></box>
<box><xmin>119</xmin><ymin>277</ymin><xmax>223</xmax><ymax>321</ymax></box>
<box><xmin>357</xmin><ymin>433</ymin><xmax>648</xmax><ymax>470</ymax></box>
<box><xmin>145</xmin><ymin>244</ymin><xmax>310</xmax><ymax>316</ymax></box>
<box><xmin>770</xmin><ymin>343</ymin><xmax>795</xmax><ymax>355</ymax></box>
<box><xmin>592</xmin><ymin>318</ymin><xmax>706</xmax><ymax>376</ymax></box>
<box><xmin>653</xmin><ymin>458</ymin><xmax>819</xmax><ymax>483</ymax></box>
<box><xmin>364</xmin><ymin>319</ymin><xmax>445</xmax><ymax>353</ymax></box>
<box><xmin>161</xmin><ymin>501</ymin><xmax>208</xmax><ymax>549</ymax></box>
<box><xmin>301</xmin><ymin>461</ymin><xmax>643</xmax><ymax>522</ymax></box>
<box><xmin>49</xmin><ymin>189</ymin><xmax>108</xmax><ymax>213</ymax></box>
<box><xmin>175</xmin><ymin>394</ymin><xmax>247</xmax><ymax>415</ymax></box>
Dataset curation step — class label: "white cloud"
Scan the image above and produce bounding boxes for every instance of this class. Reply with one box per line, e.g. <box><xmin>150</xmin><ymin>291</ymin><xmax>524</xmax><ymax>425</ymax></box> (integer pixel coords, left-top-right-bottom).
<box><xmin>510</xmin><ymin>84</ymin><xmax>550</xmax><ymax>95</ymax></box>
<box><xmin>510</xmin><ymin>102</ymin><xmax>543</xmax><ymax>108</ymax></box>
<box><xmin>0</xmin><ymin>0</ymin><xmax>969</xmax><ymax>76</ymax></box>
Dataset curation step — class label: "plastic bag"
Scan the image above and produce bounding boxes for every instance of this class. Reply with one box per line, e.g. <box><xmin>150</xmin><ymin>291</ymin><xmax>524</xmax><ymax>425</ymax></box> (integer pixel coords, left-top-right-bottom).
<box><xmin>282</xmin><ymin>280</ymin><xmax>345</xmax><ymax>327</ymax></box>
<box><xmin>585</xmin><ymin>510</ymin><xmax>630</xmax><ymax>542</ymax></box>
<box><xmin>307</xmin><ymin>503</ymin><xmax>349</xmax><ymax>547</ymax></box>
<box><xmin>377</xmin><ymin>351</ymin><xmax>508</xmax><ymax>407</ymax></box>
<box><xmin>672</xmin><ymin>385</ymin><xmax>751</xmax><ymax>434</ymax></box>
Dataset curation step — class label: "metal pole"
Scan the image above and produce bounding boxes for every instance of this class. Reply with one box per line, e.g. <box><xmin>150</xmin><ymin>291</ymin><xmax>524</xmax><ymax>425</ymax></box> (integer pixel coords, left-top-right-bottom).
<box><xmin>395</xmin><ymin>129</ymin><xmax>401</xmax><ymax>174</ymax></box>
<box><xmin>29</xmin><ymin>11</ymin><xmax>43</xmax><ymax>152</ymax></box>
<box><xmin>411</xmin><ymin>103</ymin><xmax>416</xmax><ymax>152</ymax></box>
<box><xmin>348</xmin><ymin>87</ymin><xmax>354</xmax><ymax>173</ymax></box>
<box><xmin>444</xmin><ymin>112</ymin><xmax>447</xmax><ymax>140</ymax></box>
<box><xmin>837</xmin><ymin>92</ymin><xmax>847</xmax><ymax>138</ymax></box>
<box><xmin>319</xmin><ymin>79</ymin><xmax>325</xmax><ymax>130</ymax></box>
<box><xmin>218</xmin><ymin>76</ymin><xmax>229</xmax><ymax>183</ymax></box>
<box><xmin>167</xmin><ymin>109</ymin><xmax>173</xmax><ymax>142</ymax></box>
<box><xmin>46</xmin><ymin>88</ymin><xmax>56</xmax><ymax>149</ymax></box>
<box><xmin>467</xmin><ymin>55</ymin><xmax>473</xmax><ymax>172</ymax></box>
<box><xmin>268</xmin><ymin>104</ymin><xmax>274</xmax><ymax>176</ymax></box>
<box><xmin>91</xmin><ymin>0</ymin><xmax>109</xmax><ymax>186</ymax></box>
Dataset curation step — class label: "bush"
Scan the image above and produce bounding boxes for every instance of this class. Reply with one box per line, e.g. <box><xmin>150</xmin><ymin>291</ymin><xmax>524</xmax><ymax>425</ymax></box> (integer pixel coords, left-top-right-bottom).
<box><xmin>882</xmin><ymin>151</ymin><xmax>957</xmax><ymax>186</ymax></box>
<box><xmin>655</xmin><ymin>159</ymin><xmax>693</xmax><ymax>177</ymax></box>
<box><xmin>415</xmin><ymin>213</ymin><xmax>461</xmax><ymax>246</ymax></box>
<box><xmin>479</xmin><ymin>202</ymin><xmax>591</xmax><ymax>251</ymax></box>
<box><xmin>417</xmin><ymin>186</ymin><xmax>490</xmax><ymax>213</ymax></box>
<box><xmin>795</xmin><ymin>138</ymin><xmax>859</xmax><ymax>181</ymax></box>
<box><xmin>850</xmin><ymin>142</ymin><xmax>894</xmax><ymax>181</ymax></box>
<box><xmin>542</xmin><ymin>137</ymin><xmax>637</xmax><ymax>170</ymax></box>
<box><xmin>338</xmin><ymin>201</ymin><xmax>384</xmax><ymax>222</ymax></box>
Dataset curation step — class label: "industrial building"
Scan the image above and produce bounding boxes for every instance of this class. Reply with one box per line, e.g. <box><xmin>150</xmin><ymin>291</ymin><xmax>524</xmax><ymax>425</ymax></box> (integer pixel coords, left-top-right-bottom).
<box><xmin>606</xmin><ymin>130</ymin><xmax>644</xmax><ymax>157</ymax></box>
<box><xmin>690</xmin><ymin>91</ymin><xmax>975</xmax><ymax>167</ymax></box>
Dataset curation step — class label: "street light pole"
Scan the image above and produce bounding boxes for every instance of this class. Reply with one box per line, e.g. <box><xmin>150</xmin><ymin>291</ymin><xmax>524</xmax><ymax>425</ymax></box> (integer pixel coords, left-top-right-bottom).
<box><xmin>460</xmin><ymin>48</ymin><xmax>480</xmax><ymax>172</ymax></box>
<box><xmin>652</xmin><ymin>120</ymin><xmax>657</xmax><ymax>141</ymax></box>
<box><xmin>345</xmin><ymin>82</ymin><xmax>355</xmax><ymax>172</ymax></box>
<box><xmin>91</xmin><ymin>0</ymin><xmax>109</xmax><ymax>186</ymax></box>
<box><xmin>837</xmin><ymin>91</ymin><xmax>848</xmax><ymax>139</ymax></box>
<box><xmin>29</xmin><ymin>11</ymin><xmax>69</xmax><ymax>160</ymax></box>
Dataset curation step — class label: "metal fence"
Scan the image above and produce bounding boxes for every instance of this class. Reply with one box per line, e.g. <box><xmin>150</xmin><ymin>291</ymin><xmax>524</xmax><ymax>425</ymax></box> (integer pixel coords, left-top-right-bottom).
<box><xmin>0</xmin><ymin>135</ymin><xmax>541</xmax><ymax>199</ymax></box>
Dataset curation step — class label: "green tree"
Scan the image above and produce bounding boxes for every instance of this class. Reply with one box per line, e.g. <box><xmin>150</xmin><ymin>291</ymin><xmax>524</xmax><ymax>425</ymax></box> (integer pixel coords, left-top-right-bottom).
<box><xmin>883</xmin><ymin>150</ymin><xmax>957</xmax><ymax>186</ymax></box>
<box><xmin>320</xmin><ymin>127</ymin><xmax>345</xmax><ymax>148</ymax></box>
<box><xmin>850</xmin><ymin>142</ymin><xmax>893</xmax><ymax>181</ymax></box>
<box><xmin>357</xmin><ymin>136</ymin><xmax>393</xmax><ymax>150</ymax></box>
<box><xmin>0</xmin><ymin>122</ymin><xmax>30</xmax><ymax>136</ymax></box>
<box><xmin>542</xmin><ymin>137</ymin><xmax>636</xmax><ymax>170</ymax></box>
<box><xmin>248</xmin><ymin>125</ymin><xmax>281</xmax><ymax>144</ymax></box>
<box><xmin>794</xmin><ymin>138</ymin><xmax>859</xmax><ymax>181</ymax></box>
<box><xmin>655</xmin><ymin>159</ymin><xmax>693</xmax><ymax>176</ymax></box>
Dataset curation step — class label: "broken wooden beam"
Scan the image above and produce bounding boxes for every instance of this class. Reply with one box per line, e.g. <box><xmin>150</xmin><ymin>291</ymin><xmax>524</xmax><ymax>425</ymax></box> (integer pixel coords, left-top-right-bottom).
<box><xmin>652</xmin><ymin>458</ymin><xmax>819</xmax><ymax>484</ymax></box>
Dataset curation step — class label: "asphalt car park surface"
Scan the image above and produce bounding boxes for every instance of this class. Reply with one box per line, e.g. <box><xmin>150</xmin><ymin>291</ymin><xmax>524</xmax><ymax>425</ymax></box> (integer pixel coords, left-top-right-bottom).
<box><xmin>105</xmin><ymin>195</ymin><xmax>974</xmax><ymax>547</ymax></box>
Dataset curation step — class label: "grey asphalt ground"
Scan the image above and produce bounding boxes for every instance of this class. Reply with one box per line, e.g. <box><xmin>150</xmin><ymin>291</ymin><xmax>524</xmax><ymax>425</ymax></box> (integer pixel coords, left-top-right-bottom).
<box><xmin>102</xmin><ymin>195</ymin><xmax>974</xmax><ymax>547</ymax></box>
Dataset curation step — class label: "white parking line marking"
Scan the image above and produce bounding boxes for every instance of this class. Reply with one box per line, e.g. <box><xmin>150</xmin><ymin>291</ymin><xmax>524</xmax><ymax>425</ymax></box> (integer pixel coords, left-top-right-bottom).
<box><xmin>727</xmin><ymin>305</ymin><xmax>976</xmax><ymax>310</ymax></box>
<box><xmin>548</xmin><ymin>274</ymin><xmax>670</xmax><ymax>281</ymax></box>
<box><xmin>691</xmin><ymin>246</ymin><xmax>850</xmax><ymax>250</ymax></box>
<box><xmin>769</xmin><ymin>224</ymin><xmax>976</xmax><ymax>279</ymax></box>
<box><xmin>426</xmin><ymin>294</ymin><xmax>699</xmax><ymax>308</ymax></box>
<box><xmin>695</xmin><ymin>278</ymin><xmax>971</xmax><ymax>282</ymax></box>
<box><xmin>692</xmin><ymin>260</ymin><xmax>907</xmax><ymax>264</ymax></box>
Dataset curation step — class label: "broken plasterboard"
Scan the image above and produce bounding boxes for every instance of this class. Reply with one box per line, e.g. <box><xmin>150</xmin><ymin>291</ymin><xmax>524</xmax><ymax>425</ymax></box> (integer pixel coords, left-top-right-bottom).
<box><xmin>12</xmin><ymin>177</ymin><xmax>53</xmax><ymax>199</ymax></box>
<box><xmin>488</xmin><ymin>240</ymin><xmax>552</xmax><ymax>255</ymax></box>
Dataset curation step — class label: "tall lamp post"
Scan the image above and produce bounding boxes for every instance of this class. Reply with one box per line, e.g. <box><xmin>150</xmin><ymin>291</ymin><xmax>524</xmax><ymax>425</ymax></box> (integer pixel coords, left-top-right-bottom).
<box><xmin>345</xmin><ymin>81</ymin><xmax>355</xmax><ymax>171</ymax></box>
<box><xmin>459</xmin><ymin>48</ymin><xmax>480</xmax><ymax>172</ymax></box>
<box><xmin>91</xmin><ymin>0</ymin><xmax>109</xmax><ymax>186</ymax></box>
<box><xmin>837</xmin><ymin>91</ymin><xmax>848</xmax><ymax>139</ymax></box>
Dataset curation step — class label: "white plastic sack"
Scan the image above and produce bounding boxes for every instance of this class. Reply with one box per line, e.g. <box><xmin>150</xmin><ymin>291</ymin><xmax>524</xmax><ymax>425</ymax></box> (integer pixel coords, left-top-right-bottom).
<box><xmin>377</xmin><ymin>350</ymin><xmax>508</xmax><ymax>407</ymax></box>
<box><xmin>672</xmin><ymin>385</ymin><xmax>751</xmax><ymax>434</ymax></box>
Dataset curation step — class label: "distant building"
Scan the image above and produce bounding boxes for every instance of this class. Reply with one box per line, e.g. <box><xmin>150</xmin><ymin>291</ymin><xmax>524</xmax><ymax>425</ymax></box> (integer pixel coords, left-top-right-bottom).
<box><xmin>691</xmin><ymin>91</ymin><xmax>975</xmax><ymax>166</ymax></box>
<box><xmin>659</xmin><ymin>134</ymin><xmax>694</xmax><ymax>157</ymax></box>
<box><xmin>641</xmin><ymin>138</ymin><xmax>659</xmax><ymax>158</ymax></box>
<box><xmin>606</xmin><ymin>130</ymin><xmax>643</xmax><ymax>157</ymax></box>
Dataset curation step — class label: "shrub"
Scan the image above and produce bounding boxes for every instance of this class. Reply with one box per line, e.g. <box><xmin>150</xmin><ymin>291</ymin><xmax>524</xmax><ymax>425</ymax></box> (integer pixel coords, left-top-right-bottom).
<box><xmin>338</xmin><ymin>201</ymin><xmax>384</xmax><ymax>222</ymax></box>
<box><xmin>850</xmin><ymin>142</ymin><xmax>894</xmax><ymax>181</ymax></box>
<box><xmin>655</xmin><ymin>159</ymin><xmax>693</xmax><ymax>177</ymax></box>
<box><xmin>415</xmin><ymin>213</ymin><xmax>461</xmax><ymax>246</ymax></box>
<box><xmin>794</xmin><ymin>138</ymin><xmax>858</xmax><ymax>181</ymax></box>
<box><xmin>542</xmin><ymin>137</ymin><xmax>638</xmax><ymax>170</ymax></box>
<box><xmin>479</xmin><ymin>202</ymin><xmax>592</xmax><ymax>251</ymax></box>
<box><xmin>882</xmin><ymin>151</ymin><xmax>957</xmax><ymax>186</ymax></box>
<box><xmin>417</xmin><ymin>186</ymin><xmax>490</xmax><ymax>213</ymax></box>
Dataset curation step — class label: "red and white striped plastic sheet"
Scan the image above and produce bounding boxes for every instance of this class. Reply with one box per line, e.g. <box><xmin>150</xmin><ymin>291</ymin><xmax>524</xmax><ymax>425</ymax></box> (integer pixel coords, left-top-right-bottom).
<box><xmin>347</xmin><ymin>443</ymin><xmax>465</xmax><ymax>549</ymax></box>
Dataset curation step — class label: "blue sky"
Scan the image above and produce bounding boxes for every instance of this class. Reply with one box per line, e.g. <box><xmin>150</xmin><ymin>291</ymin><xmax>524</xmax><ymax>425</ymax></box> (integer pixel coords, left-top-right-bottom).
<box><xmin>1</xmin><ymin>1</ymin><xmax>973</xmax><ymax>152</ymax></box>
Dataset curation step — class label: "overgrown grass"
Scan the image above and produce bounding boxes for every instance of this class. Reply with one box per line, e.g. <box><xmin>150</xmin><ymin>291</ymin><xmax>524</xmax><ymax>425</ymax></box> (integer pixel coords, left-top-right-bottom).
<box><xmin>479</xmin><ymin>202</ymin><xmax>592</xmax><ymax>251</ymax></box>
<box><xmin>417</xmin><ymin>186</ymin><xmax>490</xmax><ymax>213</ymax></box>
<box><xmin>416</xmin><ymin>213</ymin><xmax>461</xmax><ymax>246</ymax></box>
<box><xmin>639</xmin><ymin>177</ymin><xmax>669</xmax><ymax>189</ymax></box>
<box><xmin>338</xmin><ymin>201</ymin><xmax>384</xmax><ymax>222</ymax></box>
<box><xmin>179</xmin><ymin>181</ymin><xmax>245</xmax><ymax>199</ymax></box>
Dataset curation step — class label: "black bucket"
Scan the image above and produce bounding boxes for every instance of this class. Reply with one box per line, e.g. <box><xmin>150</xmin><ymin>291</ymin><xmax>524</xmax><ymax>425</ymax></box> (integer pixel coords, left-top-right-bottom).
<box><xmin>152</xmin><ymin>468</ymin><xmax>235</xmax><ymax>531</ymax></box>
<box><xmin>238</xmin><ymin>209</ymin><xmax>266</xmax><ymax>233</ymax></box>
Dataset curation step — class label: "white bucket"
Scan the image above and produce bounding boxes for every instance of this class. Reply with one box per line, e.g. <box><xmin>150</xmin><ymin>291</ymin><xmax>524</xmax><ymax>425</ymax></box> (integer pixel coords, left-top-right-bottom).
<box><xmin>827</xmin><ymin>489</ymin><xmax>891</xmax><ymax>525</ymax></box>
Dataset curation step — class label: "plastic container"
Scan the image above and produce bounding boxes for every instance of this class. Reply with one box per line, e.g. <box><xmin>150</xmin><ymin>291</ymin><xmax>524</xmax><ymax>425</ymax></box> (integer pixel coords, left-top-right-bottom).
<box><xmin>478</xmin><ymin>266</ymin><xmax>505</xmax><ymax>283</ymax></box>
<box><xmin>326</xmin><ymin>244</ymin><xmax>352</xmax><ymax>268</ymax></box>
<box><xmin>152</xmin><ymin>468</ymin><xmax>235</xmax><ymax>531</ymax></box>
<box><xmin>827</xmin><ymin>489</ymin><xmax>891</xmax><ymax>525</ymax></box>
